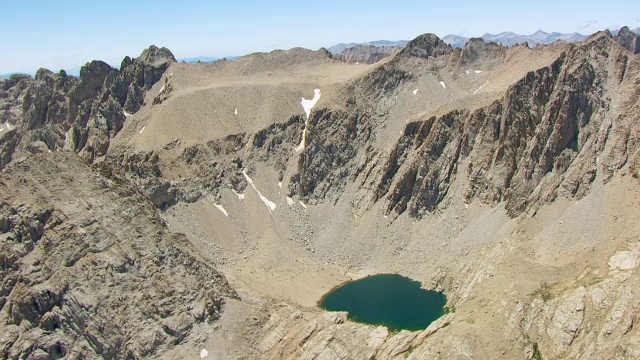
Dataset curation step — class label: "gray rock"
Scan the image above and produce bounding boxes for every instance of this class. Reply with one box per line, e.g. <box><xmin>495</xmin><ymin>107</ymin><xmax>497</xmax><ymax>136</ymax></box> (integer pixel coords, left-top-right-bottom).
<box><xmin>547</xmin><ymin>287</ymin><xmax>586</xmax><ymax>351</ymax></box>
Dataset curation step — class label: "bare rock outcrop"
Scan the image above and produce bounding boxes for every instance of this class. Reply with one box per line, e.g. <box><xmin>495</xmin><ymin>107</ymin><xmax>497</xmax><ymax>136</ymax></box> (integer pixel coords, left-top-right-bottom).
<box><xmin>0</xmin><ymin>153</ymin><xmax>236</xmax><ymax>359</ymax></box>
<box><xmin>457</xmin><ymin>37</ymin><xmax>507</xmax><ymax>69</ymax></box>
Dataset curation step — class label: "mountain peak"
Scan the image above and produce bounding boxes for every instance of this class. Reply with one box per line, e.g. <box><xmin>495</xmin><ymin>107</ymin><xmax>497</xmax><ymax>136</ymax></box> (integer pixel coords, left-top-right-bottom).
<box><xmin>616</xmin><ymin>26</ymin><xmax>640</xmax><ymax>54</ymax></box>
<box><xmin>398</xmin><ymin>33</ymin><xmax>451</xmax><ymax>59</ymax></box>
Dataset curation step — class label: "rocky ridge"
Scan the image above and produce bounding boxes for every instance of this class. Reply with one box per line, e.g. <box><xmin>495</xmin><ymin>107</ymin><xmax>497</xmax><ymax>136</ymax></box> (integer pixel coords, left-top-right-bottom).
<box><xmin>0</xmin><ymin>45</ymin><xmax>175</xmax><ymax>169</ymax></box>
<box><xmin>161</xmin><ymin>31</ymin><xmax>637</xmax><ymax>220</ymax></box>
<box><xmin>333</xmin><ymin>45</ymin><xmax>403</xmax><ymax>64</ymax></box>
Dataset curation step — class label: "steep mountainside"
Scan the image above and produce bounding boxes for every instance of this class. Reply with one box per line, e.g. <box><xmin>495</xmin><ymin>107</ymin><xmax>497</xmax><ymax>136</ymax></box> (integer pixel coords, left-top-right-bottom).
<box><xmin>1</xmin><ymin>27</ymin><xmax>640</xmax><ymax>360</ymax></box>
<box><xmin>0</xmin><ymin>153</ymin><xmax>236</xmax><ymax>358</ymax></box>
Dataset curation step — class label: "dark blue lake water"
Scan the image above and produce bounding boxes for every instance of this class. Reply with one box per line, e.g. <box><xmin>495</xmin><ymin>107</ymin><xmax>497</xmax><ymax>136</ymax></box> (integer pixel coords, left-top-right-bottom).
<box><xmin>319</xmin><ymin>274</ymin><xmax>446</xmax><ymax>331</ymax></box>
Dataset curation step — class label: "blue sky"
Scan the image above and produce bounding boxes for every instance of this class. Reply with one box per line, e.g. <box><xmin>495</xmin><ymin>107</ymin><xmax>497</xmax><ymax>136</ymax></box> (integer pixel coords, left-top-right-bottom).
<box><xmin>2</xmin><ymin>0</ymin><xmax>639</xmax><ymax>74</ymax></box>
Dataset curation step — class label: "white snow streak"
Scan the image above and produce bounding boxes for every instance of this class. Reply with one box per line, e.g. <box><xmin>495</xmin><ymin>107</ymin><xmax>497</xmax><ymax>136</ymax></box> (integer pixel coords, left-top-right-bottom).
<box><xmin>213</xmin><ymin>203</ymin><xmax>228</xmax><ymax>217</ymax></box>
<box><xmin>412</xmin><ymin>88</ymin><xmax>418</xmax><ymax>95</ymax></box>
<box><xmin>474</xmin><ymin>70</ymin><xmax>482</xmax><ymax>74</ymax></box>
<box><xmin>295</xmin><ymin>88</ymin><xmax>321</xmax><ymax>152</ymax></box>
<box><xmin>232</xmin><ymin>190</ymin><xmax>245</xmax><ymax>201</ymax></box>
<box><xmin>234</xmin><ymin>108</ymin><xmax>238</xmax><ymax>115</ymax></box>
<box><xmin>299</xmin><ymin>201</ymin><xmax>307</xmax><ymax>209</ymax></box>
<box><xmin>278</xmin><ymin>181</ymin><xmax>283</xmax><ymax>188</ymax></box>
<box><xmin>123</xmin><ymin>110</ymin><xmax>132</xmax><ymax>117</ymax></box>
<box><xmin>286</xmin><ymin>197</ymin><xmax>295</xmax><ymax>206</ymax></box>
<box><xmin>158</xmin><ymin>84</ymin><xmax>165</xmax><ymax>94</ymax></box>
<box><xmin>473</xmin><ymin>81</ymin><xmax>490</xmax><ymax>95</ymax></box>
<box><xmin>439</xmin><ymin>81</ymin><xmax>446</xmax><ymax>89</ymax></box>
<box><xmin>200</xmin><ymin>349</ymin><xmax>209</xmax><ymax>358</ymax></box>
<box><xmin>243</xmin><ymin>170</ymin><xmax>277</xmax><ymax>212</ymax></box>
<box><xmin>465</xmin><ymin>70</ymin><xmax>470</xmax><ymax>75</ymax></box>
<box><xmin>139</xmin><ymin>127</ymin><xmax>145</xmax><ymax>134</ymax></box>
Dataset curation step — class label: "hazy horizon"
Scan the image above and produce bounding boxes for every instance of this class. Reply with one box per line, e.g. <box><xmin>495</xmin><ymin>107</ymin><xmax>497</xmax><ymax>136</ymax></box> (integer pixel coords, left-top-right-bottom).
<box><xmin>2</xmin><ymin>0</ymin><xmax>639</xmax><ymax>74</ymax></box>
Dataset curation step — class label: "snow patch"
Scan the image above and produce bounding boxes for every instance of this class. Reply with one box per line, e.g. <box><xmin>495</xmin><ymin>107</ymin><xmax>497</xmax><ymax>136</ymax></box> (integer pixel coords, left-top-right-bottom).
<box><xmin>286</xmin><ymin>197</ymin><xmax>295</xmax><ymax>206</ymax></box>
<box><xmin>169</xmin><ymin>73</ymin><xmax>173</xmax><ymax>77</ymax></box>
<box><xmin>232</xmin><ymin>190</ymin><xmax>245</xmax><ymax>201</ymax></box>
<box><xmin>234</xmin><ymin>108</ymin><xmax>238</xmax><ymax>115</ymax></box>
<box><xmin>123</xmin><ymin>110</ymin><xmax>132</xmax><ymax>117</ymax></box>
<box><xmin>465</xmin><ymin>70</ymin><xmax>470</xmax><ymax>75</ymax></box>
<box><xmin>139</xmin><ymin>127</ymin><xmax>145</xmax><ymax>134</ymax></box>
<box><xmin>278</xmin><ymin>181</ymin><xmax>283</xmax><ymax>189</ymax></box>
<box><xmin>439</xmin><ymin>81</ymin><xmax>446</xmax><ymax>89</ymax></box>
<box><xmin>243</xmin><ymin>170</ymin><xmax>277</xmax><ymax>212</ymax></box>
<box><xmin>473</xmin><ymin>81</ymin><xmax>490</xmax><ymax>95</ymax></box>
<box><xmin>474</xmin><ymin>70</ymin><xmax>482</xmax><ymax>74</ymax></box>
<box><xmin>158</xmin><ymin>84</ymin><xmax>165</xmax><ymax>94</ymax></box>
<box><xmin>200</xmin><ymin>349</ymin><xmax>209</xmax><ymax>358</ymax></box>
<box><xmin>299</xmin><ymin>201</ymin><xmax>307</xmax><ymax>209</ymax></box>
<box><xmin>412</xmin><ymin>88</ymin><xmax>418</xmax><ymax>95</ymax></box>
<box><xmin>295</xmin><ymin>89</ymin><xmax>321</xmax><ymax>152</ymax></box>
<box><xmin>213</xmin><ymin>203</ymin><xmax>229</xmax><ymax>217</ymax></box>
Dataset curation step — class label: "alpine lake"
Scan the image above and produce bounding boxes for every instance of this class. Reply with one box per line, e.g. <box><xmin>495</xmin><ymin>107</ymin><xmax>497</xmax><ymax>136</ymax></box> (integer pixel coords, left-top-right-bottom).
<box><xmin>319</xmin><ymin>274</ymin><xmax>447</xmax><ymax>332</ymax></box>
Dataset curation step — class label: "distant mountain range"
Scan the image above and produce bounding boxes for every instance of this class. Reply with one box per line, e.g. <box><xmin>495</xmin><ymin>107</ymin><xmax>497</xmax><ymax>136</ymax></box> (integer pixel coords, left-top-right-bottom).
<box><xmin>476</xmin><ymin>30</ymin><xmax>587</xmax><ymax>47</ymax></box>
<box><xmin>327</xmin><ymin>40</ymin><xmax>409</xmax><ymax>54</ymax></box>
<box><xmin>178</xmin><ymin>55</ymin><xmax>240</xmax><ymax>63</ymax></box>
<box><xmin>330</xmin><ymin>28</ymin><xmax>640</xmax><ymax>54</ymax></box>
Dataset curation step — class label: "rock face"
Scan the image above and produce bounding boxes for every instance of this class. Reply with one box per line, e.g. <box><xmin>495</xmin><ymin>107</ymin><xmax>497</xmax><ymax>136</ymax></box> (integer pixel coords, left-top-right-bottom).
<box><xmin>0</xmin><ymin>45</ymin><xmax>175</xmax><ymax>169</ymax></box>
<box><xmin>616</xmin><ymin>26</ymin><xmax>640</xmax><ymax>54</ymax></box>
<box><xmin>289</xmin><ymin>31</ymin><xmax>640</xmax><ymax>218</ymax></box>
<box><xmin>0</xmin><ymin>153</ymin><xmax>235</xmax><ymax>359</ymax></box>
